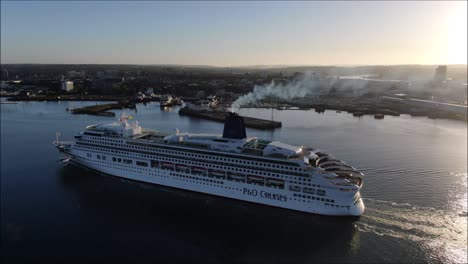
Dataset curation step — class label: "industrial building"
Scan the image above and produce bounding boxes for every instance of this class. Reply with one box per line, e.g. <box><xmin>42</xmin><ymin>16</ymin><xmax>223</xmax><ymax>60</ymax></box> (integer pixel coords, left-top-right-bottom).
<box><xmin>61</xmin><ymin>81</ymin><xmax>74</xmax><ymax>92</ymax></box>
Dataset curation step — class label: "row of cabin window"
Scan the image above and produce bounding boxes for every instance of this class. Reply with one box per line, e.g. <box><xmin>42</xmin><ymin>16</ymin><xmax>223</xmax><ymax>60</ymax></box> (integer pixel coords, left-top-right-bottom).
<box><xmin>79</xmin><ymin>142</ymin><xmax>309</xmax><ymax>180</ymax></box>
<box><xmin>83</xmin><ymin>133</ymin><xmax>122</xmax><ymax>143</ymax></box>
<box><xmin>82</xmin><ymin>144</ymin><xmax>311</xmax><ymax>188</ymax></box>
<box><xmin>289</xmin><ymin>185</ymin><xmax>326</xmax><ymax>196</ymax></box>
<box><xmin>97</xmin><ymin>152</ymin><xmax>310</xmax><ymax>189</ymax></box>
<box><xmin>150</xmin><ymin>157</ymin><xmax>304</xmax><ymax>184</ymax></box>
<box><xmin>96</xmin><ymin>154</ymin><xmax>107</xmax><ymax>160</ymax></box>
<box><xmin>88</xmin><ymin>140</ymin><xmax>306</xmax><ymax>176</ymax></box>
<box><xmin>293</xmin><ymin>193</ymin><xmax>334</xmax><ymax>203</ymax></box>
<box><xmin>83</xmin><ymin>136</ymin><xmax>124</xmax><ymax>145</ymax></box>
<box><xmin>171</xmin><ymin>173</ymin><xmax>223</xmax><ymax>185</ymax></box>
<box><xmin>151</xmin><ymin>161</ymin><xmax>285</xmax><ymax>189</ymax></box>
<box><xmin>86</xmin><ymin>148</ymin><xmax>286</xmax><ymax>190</ymax></box>
<box><xmin>127</xmin><ymin>141</ymin><xmax>301</xmax><ymax>170</ymax></box>
<box><xmin>126</xmin><ymin>144</ymin><xmax>308</xmax><ymax>177</ymax></box>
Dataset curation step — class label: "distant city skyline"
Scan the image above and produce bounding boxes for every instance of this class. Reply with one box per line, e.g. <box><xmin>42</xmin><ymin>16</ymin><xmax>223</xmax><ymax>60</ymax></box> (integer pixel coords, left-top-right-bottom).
<box><xmin>1</xmin><ymin>1</ymin><xmax>467</xmax><ymax>66</ymax></box>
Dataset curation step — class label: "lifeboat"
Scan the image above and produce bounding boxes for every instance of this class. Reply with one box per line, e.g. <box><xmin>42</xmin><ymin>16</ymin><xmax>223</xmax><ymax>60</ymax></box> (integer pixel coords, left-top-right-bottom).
<box><xmin>161</xmin><ymin>162</ymin><xmax>174</xmax><ymax>170</ymax></box>
<box><xmin>266</xmin><ymin>178</ymin><xmax>285</xmax><ymax>188</ymax></box>
<box><xmin>228</xmin><ymin>173</ymin><xmax>245</xmax><ymax>182</ymax></box>
<box><xmin>192</xmin><ymin>166</ymin><xmax>208</xmax><ymax>175</ymax></box>
<box><xmin>247</xmin><ymin>175</ymin><xmax>265</xmax><ymax>185</ymax></box>
<box><xmin>209</xmin><ymin>170</ymin><xmax>225</xmax><ymax>178</ymax></box>
<box><xmin>176</xmin><ymin>164</ymin><xmax>190</xmax><ymax>172</ymax></box>
<box><xmin>192</xmin><ymin>166</ymin><xmax>207</xmax><ymax>171</ymax></box>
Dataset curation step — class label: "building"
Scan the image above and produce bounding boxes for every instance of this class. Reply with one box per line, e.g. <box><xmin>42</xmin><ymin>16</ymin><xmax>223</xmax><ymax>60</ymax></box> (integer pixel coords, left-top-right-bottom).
<box><xmin>61</xmin><ymin>81</ymin><xmax>74</xmax><ymax>92</ymax></box>
<box><xmin>434</xmin><ymin>65</ymin><xmax>447</xmax><ymax>83</ymax></box>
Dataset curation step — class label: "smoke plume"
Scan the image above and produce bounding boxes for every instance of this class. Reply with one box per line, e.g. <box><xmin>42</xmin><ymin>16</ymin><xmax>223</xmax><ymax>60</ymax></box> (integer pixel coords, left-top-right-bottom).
<box><xmin>230</xmin><ymin>66</ymin><xmax>467</xmax><ymax>111</ymax></box>
<box><xmin>230</xmin><ymin>72</ymin><xmax>364</xmax><ymax>111</ymax></box>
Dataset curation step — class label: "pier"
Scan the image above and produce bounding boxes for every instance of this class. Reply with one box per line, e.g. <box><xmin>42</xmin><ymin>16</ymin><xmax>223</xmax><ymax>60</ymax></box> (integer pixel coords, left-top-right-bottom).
<box><xmin>178</xmin><ymin>107</ymin><xmax>282</xmax><ymax>130</ymax></box>
<box><xmin>71</xmin><ymin>101</ymin><xmax>135</xmax><ymax>116</ymax></box>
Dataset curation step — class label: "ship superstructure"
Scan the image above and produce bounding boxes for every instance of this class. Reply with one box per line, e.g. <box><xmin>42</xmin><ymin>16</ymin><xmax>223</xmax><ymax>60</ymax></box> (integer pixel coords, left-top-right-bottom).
<box><xmin>54</xmin><ymin>112</ymin><xmax>365</xmax><ymax>216</ymax></box>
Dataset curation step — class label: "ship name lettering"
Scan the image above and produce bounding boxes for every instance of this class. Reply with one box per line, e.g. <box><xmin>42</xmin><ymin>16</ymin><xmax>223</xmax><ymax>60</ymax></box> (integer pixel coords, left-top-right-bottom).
<box><xmin>243</xmin><ymin>188</ymin><xmax>258</xmax><ymax>196</ymax></box>
<box><xmin>243</xmin><ymin>188</ymin><xmax>287</xmax><ymax>202</ymax></box>
<box><xmin>260</xmin><ymin>191</ymin><xmax>287</xmax><ymax>202</ymax></box>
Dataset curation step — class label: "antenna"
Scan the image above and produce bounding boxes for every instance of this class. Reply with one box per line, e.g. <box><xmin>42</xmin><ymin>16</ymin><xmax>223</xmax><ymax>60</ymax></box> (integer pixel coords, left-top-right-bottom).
<box><xmin>55</xmin><ymin>131</ymin><xmax>61</xmax><ymax>144</ymax></box>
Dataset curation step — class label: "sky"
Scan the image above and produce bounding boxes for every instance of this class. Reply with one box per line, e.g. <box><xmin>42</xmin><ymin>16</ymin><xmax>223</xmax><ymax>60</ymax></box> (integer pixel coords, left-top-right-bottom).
<box><xmin>1</xmin><ymin>1</ymin><xmax>467</xmax><ymax>66</ymax></box>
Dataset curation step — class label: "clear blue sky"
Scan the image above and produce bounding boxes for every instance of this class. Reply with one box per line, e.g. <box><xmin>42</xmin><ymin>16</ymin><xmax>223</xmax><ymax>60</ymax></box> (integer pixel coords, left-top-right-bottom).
<box><xmin>1</xmin><ymin>1</ymin><xmax>466</xmax><ymax>65</ymax></box>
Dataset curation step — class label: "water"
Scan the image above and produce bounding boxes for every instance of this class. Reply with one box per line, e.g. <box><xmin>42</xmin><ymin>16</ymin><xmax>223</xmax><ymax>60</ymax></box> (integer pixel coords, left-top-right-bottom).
<box><xmin>1</xmin><ymin>100</ymin><xmax>467</xmax><ymax>263</ymax></box>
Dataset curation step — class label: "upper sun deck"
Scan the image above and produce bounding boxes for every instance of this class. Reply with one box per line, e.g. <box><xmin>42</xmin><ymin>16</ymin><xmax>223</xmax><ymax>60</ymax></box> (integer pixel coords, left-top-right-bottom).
<box><xmin>84</xmin><ymin>120</ymin><xmax>312</xmax><ymax>163</ymax></box>
<box><xmin>158</xmin><ymin>130</ymin><xmax>310</xmax><ymax>161</ymax></box>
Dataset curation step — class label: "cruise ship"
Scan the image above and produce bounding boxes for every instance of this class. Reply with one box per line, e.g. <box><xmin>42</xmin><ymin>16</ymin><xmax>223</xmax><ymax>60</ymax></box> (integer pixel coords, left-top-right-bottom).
<box><xmin>54</xmin><ymin>112</ymin><xmax>365</xmax><ymax>216</ymax></box>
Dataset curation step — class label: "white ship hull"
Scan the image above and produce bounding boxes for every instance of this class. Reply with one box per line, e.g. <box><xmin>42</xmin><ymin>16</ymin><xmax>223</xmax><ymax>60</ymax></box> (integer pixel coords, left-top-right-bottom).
<box><xmin>64</xmin><ymin>148</ymin><xmax>364</xmax><ymax>216</ymax></box>
<box><xmin>54</xmin><ymin>112</ymin><xmax>365</xmax><ymax>216</ymax></box>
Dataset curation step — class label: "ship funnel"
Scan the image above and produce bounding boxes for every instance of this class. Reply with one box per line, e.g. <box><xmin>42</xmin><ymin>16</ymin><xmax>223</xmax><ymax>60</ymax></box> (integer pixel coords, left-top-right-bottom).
<box><xmin>223</xmin><ymin>112</ymin><xmax>247</xmax><ymax>139</ymax></box>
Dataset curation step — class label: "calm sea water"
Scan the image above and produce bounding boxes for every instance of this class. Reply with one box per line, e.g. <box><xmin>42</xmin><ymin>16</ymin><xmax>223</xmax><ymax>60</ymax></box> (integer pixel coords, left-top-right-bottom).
<box><xmin>1</xmin><ymin>99</ymin><xmax>467</xmax><ymax>263</ymax></box>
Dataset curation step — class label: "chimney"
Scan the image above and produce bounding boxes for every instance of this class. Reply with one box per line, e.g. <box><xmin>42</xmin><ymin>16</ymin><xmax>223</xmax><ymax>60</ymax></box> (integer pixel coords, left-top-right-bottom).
<box><xmin>222</xmin><ymin>112</ymin><xmax>247</xmax><ymax>139</ymax></box>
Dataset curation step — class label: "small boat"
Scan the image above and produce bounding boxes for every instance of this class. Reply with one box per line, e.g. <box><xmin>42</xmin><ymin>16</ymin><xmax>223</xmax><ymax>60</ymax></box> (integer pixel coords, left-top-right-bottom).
<box><xmin>353</xmin><ymin>112</ymin><xmax>364</xmax><ymax>117</ymax></box>
<box><xmin>57</xmin><ymin>158</ymin><xmax>70</xmax><ymax>163</ymax></box>
<box><xmin>160</xmin><ymin>101</ymin><xmax>173</xmax><ymax>108</ymax></box>
<box><xmin>174</xmin><ymin>98</ymin><xmax>184</xmax><ymax>105</ymax></box>
<box><xmin>160</xmin><ymin>95</ymin><xmax>175</xmax><ymax>108</ymax></box>
<box><xmin>374</xmin><ymin>114</ymin><xmax>384</xmax><ymax>119</ymax></box>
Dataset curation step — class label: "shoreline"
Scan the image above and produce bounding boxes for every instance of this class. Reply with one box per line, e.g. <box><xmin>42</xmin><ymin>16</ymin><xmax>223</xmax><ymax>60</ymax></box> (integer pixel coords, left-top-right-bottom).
<box><xmin>3</xmin><ymin>95</ymin><xmax>466</xmax><ymax>122</ymax></box>
<box><xmin>5</xmin><ymin>95</ymin><xmax>128</xmax><ymax>102</ymax></box>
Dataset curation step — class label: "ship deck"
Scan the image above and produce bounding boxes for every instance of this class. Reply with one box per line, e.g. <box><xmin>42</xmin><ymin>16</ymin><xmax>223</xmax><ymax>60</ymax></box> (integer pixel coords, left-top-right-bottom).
<box><xmin>128</xmin><ymin>130</ymin><xmax>311</xmax><ymax>164</ymax></box>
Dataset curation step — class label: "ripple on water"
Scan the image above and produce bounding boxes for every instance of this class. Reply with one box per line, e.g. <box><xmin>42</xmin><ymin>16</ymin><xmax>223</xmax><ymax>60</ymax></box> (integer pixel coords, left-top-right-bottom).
<box><xmin>359</xmin><ymin>198</ymin><xmax>467</xmax><ymax>263</ymax></box>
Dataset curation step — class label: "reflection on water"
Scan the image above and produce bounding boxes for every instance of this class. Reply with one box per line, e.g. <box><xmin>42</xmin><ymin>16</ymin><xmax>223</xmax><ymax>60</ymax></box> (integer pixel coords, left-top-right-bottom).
<box><xmin>359</xmin><ymin>198</ymin><xmax>467</xmax><ymax>263</ymax></box>
<box><xmin>56</xmin><ymin>164</ymin><xmax>360</xmax><ymax>262</ymax></box>
<box><xmin>1</xmin><ymin>100</ymin><xmax>466</xmax><ymax>263</ymax></box>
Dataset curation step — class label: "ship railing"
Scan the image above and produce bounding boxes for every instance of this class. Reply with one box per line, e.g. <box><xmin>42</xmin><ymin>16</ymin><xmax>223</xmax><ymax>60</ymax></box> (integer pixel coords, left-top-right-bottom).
<box><xmin>319</xmin><ymin>160</ymin><xmax>351</xmax><ymax>167</ymax></box>
<box><xmin>53</xmin><ymin>140</ymin><xmax>74</xmax><ymax>151</ymax></box>
<box><xmin>322</xmin><ymin>165</ymin><xmax>356</xmax><ymax>172</ymax></box>
<box><xmin>329</xmin><ymin>169</ymin><xmax>363</xmax><ymax>176</ymax></box>
<box><xmin>53</xmin><ymin>140</ymin><xmax>74</xmax><ymax>145</ymax></box>
<box><xmin>329</xmin><ymin>180</ymin><xmax>356</xmax><ymax>187</ymax></box>
<box><xmin>333</xmin><ymin>172</ymin><xmax>364</xmax><ymax>188</ymax></box>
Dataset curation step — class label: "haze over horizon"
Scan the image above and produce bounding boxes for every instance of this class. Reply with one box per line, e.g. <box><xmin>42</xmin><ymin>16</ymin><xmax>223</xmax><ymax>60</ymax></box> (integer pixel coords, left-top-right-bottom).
<box><xmin>1</xmin><ymin>1</ymin><xmax>467</xmax><ymax>66</ymax></box>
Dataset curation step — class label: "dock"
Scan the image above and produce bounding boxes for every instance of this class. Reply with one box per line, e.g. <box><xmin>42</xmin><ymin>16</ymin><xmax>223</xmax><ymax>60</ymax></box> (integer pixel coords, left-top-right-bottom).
<box><xmin>71</xmin><ymin>101</ymin><xmax>135</xmax><ymax>117</ymax></box>
<box><xmin>178</xmin><ymin>108</ymin><xmax>282</xmax><ymax>130</ymax></box>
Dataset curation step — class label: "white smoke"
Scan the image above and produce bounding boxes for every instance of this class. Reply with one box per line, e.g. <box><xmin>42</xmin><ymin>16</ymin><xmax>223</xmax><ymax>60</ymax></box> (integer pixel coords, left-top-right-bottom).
<box><xmin>230</xmin><ymin>66</ymin><xmax>468</xmax><ymax>111</ymax></box>
<box><xmin>230</xmin><ymin>72</ymin><xmax>365</xmax><ymax>111</ymax></box>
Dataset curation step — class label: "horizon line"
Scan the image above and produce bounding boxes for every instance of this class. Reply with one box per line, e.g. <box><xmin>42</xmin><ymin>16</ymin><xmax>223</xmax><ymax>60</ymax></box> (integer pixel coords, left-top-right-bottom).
<box><xmin>1</xmin><ymin>63</ymin><xmax>467</xmax><ymax>68</ymax></box>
